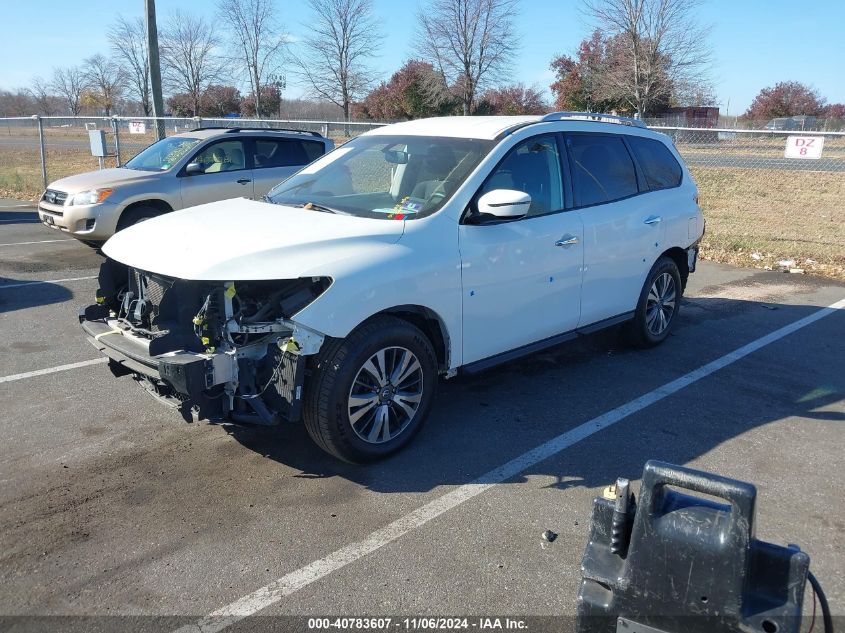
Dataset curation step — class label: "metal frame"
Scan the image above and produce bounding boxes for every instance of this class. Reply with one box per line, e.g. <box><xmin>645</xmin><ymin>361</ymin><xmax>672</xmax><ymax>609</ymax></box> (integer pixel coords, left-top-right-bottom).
<box><xmin>192</xmin><ymin>126</ymin><xmax>325</xmax><ymax>138</ymax></box>
<box><xmin>541</xmin><ymin>111</ymin><xmax>647</xmax><ymax>129</ymax></box>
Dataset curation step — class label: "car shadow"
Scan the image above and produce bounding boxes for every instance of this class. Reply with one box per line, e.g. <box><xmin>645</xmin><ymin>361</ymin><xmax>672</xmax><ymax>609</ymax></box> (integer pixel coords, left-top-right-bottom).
<box><xmin>0</xmin><ymin>210</ymin><xmax>39</xmax><ymax>224</ymax></box>
<box><xmin>0</xmin><ymin>278</ymin><xmax>73</xmax><ymax>313</ymax></box>
<box><xmin>220</xmin><ymin>296</ymin><xmax>844</xmax><ymax>494</ymax></box>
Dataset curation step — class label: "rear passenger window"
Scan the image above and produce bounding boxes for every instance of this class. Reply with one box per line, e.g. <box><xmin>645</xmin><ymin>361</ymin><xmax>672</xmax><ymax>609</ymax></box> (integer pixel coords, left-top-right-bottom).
<box><xmin>567</xmin><ymin>135</ymin><xmax>638</xmax><ymax>207</ymax></box>
<box><xmin>627</xmin><ymin>136</ymin><xmax>682</xmax><ymax>189</ymax></box>
<box><xmin>255</xmin><ymin>139</ymin><xmax>324</xmax><ymax>168</ymax></box>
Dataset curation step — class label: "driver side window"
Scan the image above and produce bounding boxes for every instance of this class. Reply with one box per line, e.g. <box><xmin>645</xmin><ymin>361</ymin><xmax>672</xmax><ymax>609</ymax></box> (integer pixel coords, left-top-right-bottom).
<box><xmin>189</xmin><ymin>140</ymin><xmax>247</xmax><ymax>174</ymax></box>
<box><xmin>477</xmin><ymin>135</ymin><xmax>564</xmax><ymax>217</ymax></box>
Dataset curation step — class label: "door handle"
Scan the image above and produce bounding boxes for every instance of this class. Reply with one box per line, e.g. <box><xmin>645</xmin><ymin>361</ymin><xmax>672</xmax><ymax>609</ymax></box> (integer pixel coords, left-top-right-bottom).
<box><xmin>555</xmin><ymin>234</ymin><xmax>580</xmax><ymax>247</ymax></box>
<box><xmin>644</xmin><ymin>215</ymin><xmax>662</xmax><ymax>225</ymax></box>
<box><xmin>237</xmin><ymin>178</ymin><xmax>252</xmax><ymax>185</ymax></box>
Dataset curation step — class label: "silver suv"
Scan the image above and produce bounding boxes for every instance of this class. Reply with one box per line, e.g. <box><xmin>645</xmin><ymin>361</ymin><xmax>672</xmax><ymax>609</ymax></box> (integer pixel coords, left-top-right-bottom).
<box><xmin>38</xmin><ymin>127</ymin><xmax>334</xmax><ymax>246</ymax></box>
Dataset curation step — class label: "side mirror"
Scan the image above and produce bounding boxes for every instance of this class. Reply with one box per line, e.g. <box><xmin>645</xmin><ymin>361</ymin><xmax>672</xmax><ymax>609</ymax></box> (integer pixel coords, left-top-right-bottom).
<box><xmin>185</xmin><ymin>162</ymin><xmax>203</xmax><ymax>175</ymax></box>
<box><xmin>476</xmin><ymin>189</ymin><xmax>531</xmax><ymax>220</ymax></box>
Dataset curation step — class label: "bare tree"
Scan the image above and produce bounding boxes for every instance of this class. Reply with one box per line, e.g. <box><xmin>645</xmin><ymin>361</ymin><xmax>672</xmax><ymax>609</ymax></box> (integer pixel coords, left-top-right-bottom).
<box><xmin>161</xmin><ymin>11</ymin><xmax>226</xmax><ymax>117</ymax></box>
<box><xmin>28</xmin><ymin>76</ymin><xmax>59</xmax><ymax>115</ymax></box>
<box><xmin>217</xmin><ymin>0</ymin><xmax>286</xmax><ymax>119</ymax></box>
<box><xmin>83</xmin><ymin>54</ymin><xmax>126</xmax><ymax>116</ymax></box>
<box><xmin>51</xmin><ymin>66</ymin><xmax>87</xmax><ymax>116</ymax></box>
<box><xmin>109</xmin><ymin>16</ymin><xmax>152</xmax><ymax>115</ymax></box>
<box><xmin>295</xmin><ymin>0</ymin><xmax>381</xmax><ymax>123</ymax></box>
<box><xmin>585</xmin><ymin>0</ymin><xmax>712</xmax><ymax>117</ymax></box>
<box><xmin>417</xmin><ymin>0</ymin><xmax>519</xmax><ymax>116</ymax></box>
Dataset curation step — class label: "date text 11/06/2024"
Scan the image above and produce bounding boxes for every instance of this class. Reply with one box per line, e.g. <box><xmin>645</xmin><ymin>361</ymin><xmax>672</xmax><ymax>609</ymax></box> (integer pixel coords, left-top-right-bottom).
<box><xmin>307</xmin><ymin>617</ymin><xmax>529</xmax><ymax>630</ymax></box>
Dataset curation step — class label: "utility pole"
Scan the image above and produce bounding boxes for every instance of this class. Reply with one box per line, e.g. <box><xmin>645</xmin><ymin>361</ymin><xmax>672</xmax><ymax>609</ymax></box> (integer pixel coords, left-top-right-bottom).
<box><xmin>145</xmin><ymin>0</ymin><xmax>166</xmax><ymax>140</ymax></box>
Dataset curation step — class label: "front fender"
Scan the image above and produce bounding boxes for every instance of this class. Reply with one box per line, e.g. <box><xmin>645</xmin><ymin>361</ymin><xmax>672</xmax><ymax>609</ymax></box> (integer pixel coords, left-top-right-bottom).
<box><xmin>292</xmin><ymin>215</ymin><xmax>463</xmax><ymax>368</ymax></box>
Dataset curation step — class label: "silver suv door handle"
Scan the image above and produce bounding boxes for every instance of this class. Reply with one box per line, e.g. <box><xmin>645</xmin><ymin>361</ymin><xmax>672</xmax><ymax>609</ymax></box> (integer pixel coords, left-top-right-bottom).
<box><xmin>555</xmin><ymin>234</ymin><xmax>580</xmax><ymax>247</ymax></box>
<box><xmin>644</xmin><ymin>215</ymin><xmax>662</xmax><ymax>225</ymax></box>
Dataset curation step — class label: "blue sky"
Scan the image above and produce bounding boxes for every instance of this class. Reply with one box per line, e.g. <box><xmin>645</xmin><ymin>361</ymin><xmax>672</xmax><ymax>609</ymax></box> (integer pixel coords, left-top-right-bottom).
<box><xmin>1</xmin><ymin>0</ymin><xmax>843</xmax><ymax>114</ymax></box>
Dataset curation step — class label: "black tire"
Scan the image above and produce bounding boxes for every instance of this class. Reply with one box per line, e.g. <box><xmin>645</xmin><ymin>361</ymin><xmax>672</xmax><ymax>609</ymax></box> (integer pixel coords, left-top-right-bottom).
<box><xmin>116</xmin><ymin>205</ymin><xmax>161</xmax><ymax>231</ymax></box>
<box><xmin>303</xmin><ymin>315</ymin><xmax>437</xmax><ymax>463</ymax></box>
<box><xmin>626</xmin><ymin>256</ymin><xmax>682</xmax><ymax>348</ymax></box>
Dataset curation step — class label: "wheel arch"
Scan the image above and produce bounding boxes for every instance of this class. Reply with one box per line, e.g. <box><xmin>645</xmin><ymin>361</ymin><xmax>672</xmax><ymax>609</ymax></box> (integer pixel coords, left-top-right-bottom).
<box><xmin>117</xmin><ymin>198</ymin><xmax>174</xmax><ymax>227</ymax></box>
<box><xmin>374</xmin><ymin>304</ymin><xmax>451</xmax><ymax>372</ymax></box>
<box><xmin>660</xmin><ymin>246</ymin><xmax>689</xmax><ymax>290</ymax></box>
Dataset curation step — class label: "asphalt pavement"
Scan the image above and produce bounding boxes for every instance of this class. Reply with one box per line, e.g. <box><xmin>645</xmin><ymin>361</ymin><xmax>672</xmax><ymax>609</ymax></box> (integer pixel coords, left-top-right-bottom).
<box><xmin>1</xmin><ymin>199</ymin><xmax>843</xmax><ymax>630</ymax></box>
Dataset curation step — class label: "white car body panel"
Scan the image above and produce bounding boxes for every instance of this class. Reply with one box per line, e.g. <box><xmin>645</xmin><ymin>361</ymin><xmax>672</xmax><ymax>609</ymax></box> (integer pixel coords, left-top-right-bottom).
<box><xmin>459</xmin><ymin>211</ymin><xmax>584</xmax><ymax>364</ymax></box>
<box><xmin>101</xmin><ymin>116</ymin><xmax>704</xmax><ymax>373</ymax></box>
<box><xmin>102</xmin><ymin>199</ymin><xmax>406</xmax><ymax>280</ymax></box>
<box><xmin>577</xmin><ymin>194</ymin><xmax>666</xmax><ymax>326</ymax></box>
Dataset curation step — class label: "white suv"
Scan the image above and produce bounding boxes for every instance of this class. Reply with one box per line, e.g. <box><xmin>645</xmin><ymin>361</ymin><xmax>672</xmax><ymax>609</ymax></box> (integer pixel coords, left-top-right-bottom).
<box><xmin>80</xmin><ymin>112</ymin><xmax>704</xmax><ymax>462</ymax></box>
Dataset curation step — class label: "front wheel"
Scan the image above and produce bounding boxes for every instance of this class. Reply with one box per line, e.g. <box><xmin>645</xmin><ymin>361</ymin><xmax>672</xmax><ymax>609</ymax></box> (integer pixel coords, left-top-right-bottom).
<box><xmin>303</xmin><ymin>316</ymin><xmax>437</xmax><ymax>463</ymax></box>
<box><xmin>626</xmin><ymin>256</ymin><xmax>682</xmax><ymax>348</ymax></box>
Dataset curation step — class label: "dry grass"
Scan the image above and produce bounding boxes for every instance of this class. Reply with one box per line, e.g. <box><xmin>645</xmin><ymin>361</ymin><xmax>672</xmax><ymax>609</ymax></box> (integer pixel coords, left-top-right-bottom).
<box><xmin>0</xmin><ymin>145</ymin><xmax>117</xmax><ymax>200</ymax></box>
<box><xmin>1</xmin><ymin>142</ymin><xmax>842</xmax><ymax>281</ymax></box>
<box><xmin>691</xmin><ymin>166</ymin><xmax>845</xmax><ymax>280</ymax></box>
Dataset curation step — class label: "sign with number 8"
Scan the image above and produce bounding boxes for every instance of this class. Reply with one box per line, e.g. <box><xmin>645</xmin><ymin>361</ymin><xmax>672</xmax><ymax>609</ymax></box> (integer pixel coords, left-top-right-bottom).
<box><xmin>784</xmin><ymin>135</ymin><xmax>825</xmax><ymax>159</ymax></box>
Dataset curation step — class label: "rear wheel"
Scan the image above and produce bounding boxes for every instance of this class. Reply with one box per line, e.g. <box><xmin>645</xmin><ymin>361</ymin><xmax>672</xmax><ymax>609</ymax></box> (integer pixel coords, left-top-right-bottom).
<box><xmin>303</xmin><ymin>316</ymin><xmax>437</xmax><ymax>463</ymax></box>
<box><xmin>626</xmin><ymin>256</ymin><xmax>682</xmax><ymax>348</ymax></box>
<box><xmin>116</xmin><ymin>205</ymin><xmax>162</xmax><ymax>231</ymax></box>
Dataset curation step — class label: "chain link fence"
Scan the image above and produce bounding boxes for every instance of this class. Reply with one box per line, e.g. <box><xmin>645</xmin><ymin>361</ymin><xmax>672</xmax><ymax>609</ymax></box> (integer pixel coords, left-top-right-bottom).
<box><xmin>0</xmin><ymin>115</ymin><xmax>387</xmax><ymax>197</ymax></box>
<box><xmin>0</xmin><ymin>115</ymin><xmax>842</xmax><ymax>278</ymax></box>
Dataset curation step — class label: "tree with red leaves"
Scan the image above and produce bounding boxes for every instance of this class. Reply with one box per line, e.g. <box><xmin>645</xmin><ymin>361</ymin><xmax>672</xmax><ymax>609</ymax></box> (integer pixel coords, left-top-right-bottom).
<box><xmin>358</xmin><ymin>60</ymin><xmax>454</xmax><ymax>120</ymax></box>
<box><xmin>744</xmin><ymin>81</ymin><xmax>826</xmax><ymax>120</ymax></box>
<box><xmin>550</xmin><ymin>31</ymin><xmax>625</xmax><ymax>113</ymax></box>
<box><xmin>240</xmin><ymin>85</ymin><xmax>281</xmax><ymax>117</ymax></box>
<box><xmin>202</xmin><ymin>85</ymin><xmax>242</xmax><ymax>117</ymax></box>
<box><xmin>824</xmin><ymin>103</ymin><xmax>845</xmax><ymax>119</ymax></box>
<box><xmin>475</xmin><ymin>84</ymin><xmax>547</xmax><ymax>115</ymax></box>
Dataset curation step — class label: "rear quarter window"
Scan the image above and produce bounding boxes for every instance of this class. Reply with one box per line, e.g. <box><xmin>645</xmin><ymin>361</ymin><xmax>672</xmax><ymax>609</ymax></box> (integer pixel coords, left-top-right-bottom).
<box><xmin>255</xmin><ymin>138</ymin><xmax>326</xmax><ymax>168</ymax></box>
<box><xmin>627</xmin><ymin>136</ymin><xmax>683</xmax><ymax>189</ymax></box>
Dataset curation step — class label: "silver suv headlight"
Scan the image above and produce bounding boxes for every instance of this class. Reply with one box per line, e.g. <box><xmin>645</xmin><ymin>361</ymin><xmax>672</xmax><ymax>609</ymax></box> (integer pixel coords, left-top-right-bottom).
<box><xmin>69</xmin><ymin>188</ymin><xmax>114</xmax><ymax>206</ymax></box>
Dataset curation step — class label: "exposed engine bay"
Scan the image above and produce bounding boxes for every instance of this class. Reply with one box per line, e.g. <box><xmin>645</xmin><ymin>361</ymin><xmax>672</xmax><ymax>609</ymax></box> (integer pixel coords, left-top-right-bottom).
<box><xmin>79</xmin><ymin>259</ymin><xmax>329</xmax><ymax>424</ymax></box>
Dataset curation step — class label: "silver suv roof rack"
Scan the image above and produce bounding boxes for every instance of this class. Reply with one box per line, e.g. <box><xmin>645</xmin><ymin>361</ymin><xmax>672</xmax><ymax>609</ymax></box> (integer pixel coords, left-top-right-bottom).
<box><xmin>541</xmin><ymin>111</ymin><xmax>647</xmax><ymax>129</ymax></box>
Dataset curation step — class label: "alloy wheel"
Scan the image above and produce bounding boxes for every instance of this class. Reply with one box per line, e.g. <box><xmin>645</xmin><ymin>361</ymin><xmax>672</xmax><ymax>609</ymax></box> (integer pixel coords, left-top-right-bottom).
<box><xmin>645</xmin><ymin>272</ymin><xmax>677</xmax><ymax>335</ymax></box>
<box><xmin>347</xmin><ymin>346</ymin><xmax>424</xmax><ymax>444</ymax></box>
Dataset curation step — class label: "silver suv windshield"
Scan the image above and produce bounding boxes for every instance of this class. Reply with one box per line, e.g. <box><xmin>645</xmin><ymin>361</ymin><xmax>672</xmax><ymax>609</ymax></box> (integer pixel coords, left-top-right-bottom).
<box><xmin>266</xmin><ymin>135</ymin><xmax>494</xmax><ymax>219</ymax></box>
<box><xmin>125</xmin><ymin>136</ymin><xmax>203</xmax><ymax>171</ymax></box>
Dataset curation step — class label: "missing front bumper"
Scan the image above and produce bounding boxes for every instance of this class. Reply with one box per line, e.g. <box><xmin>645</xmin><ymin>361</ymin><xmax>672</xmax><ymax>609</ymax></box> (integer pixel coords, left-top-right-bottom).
<box><xmin>79</xmin><ymin>310</ymin><xmax>307</xmax><ymax>424</ymax></box>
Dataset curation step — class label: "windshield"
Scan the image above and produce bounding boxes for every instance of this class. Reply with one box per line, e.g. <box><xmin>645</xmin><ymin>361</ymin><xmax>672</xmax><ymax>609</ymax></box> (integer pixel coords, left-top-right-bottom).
<box><xmin>125</xmin><ymin>136</ymin><xmax>202</xmax><ymax>171</ymax></box>
<box><xmin>266</xmin><ymin>135</ymin><xmax>494</xmax><ymax>219</ymax></box>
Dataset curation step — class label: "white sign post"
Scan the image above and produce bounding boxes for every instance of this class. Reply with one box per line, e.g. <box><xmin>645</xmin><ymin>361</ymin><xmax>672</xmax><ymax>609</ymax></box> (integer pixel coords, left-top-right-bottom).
<box><xmin>784</xmin><ymin>135</ymin><xmax>824</xmax><ymax>159</ymax></box>
<box><xmin>128</xmin><ymin>120</ymin><xmax>147</xmax><ymax>135</ymax></box>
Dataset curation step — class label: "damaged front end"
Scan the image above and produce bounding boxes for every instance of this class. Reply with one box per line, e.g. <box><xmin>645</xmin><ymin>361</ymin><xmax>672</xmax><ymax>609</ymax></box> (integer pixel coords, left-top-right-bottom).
<box><xmin>79</xmin><ymin>259</ymin><xmax>329</xmax><ymax>425</ymax></box>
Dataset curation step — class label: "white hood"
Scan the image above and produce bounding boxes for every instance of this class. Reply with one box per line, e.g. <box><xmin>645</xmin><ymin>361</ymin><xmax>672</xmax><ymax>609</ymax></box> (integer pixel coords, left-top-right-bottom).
<box><xmin>102</xmin><ymin>198</ymin><xmax>406</xmax><ymax>281</ymax></box>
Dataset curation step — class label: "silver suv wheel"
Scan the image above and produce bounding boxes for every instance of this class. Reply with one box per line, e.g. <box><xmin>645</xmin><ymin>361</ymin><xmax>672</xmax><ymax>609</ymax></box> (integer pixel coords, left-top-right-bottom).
<box><xmin>645</xmin><ymin>272</ymin><xmax>677</xmax><ymax>335</ymax></box>
<box><xmin>347</xmin><ymin>346</ymin><xmax>423</xmax><ymax>444</ymax></box>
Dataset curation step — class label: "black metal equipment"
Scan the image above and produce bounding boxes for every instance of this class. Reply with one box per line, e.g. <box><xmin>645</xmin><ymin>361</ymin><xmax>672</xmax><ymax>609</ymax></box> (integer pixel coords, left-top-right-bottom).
<box><xmin>577</xmin><ymin>460</ymin><xmax>828</xmax><ymax>633</ymax></box>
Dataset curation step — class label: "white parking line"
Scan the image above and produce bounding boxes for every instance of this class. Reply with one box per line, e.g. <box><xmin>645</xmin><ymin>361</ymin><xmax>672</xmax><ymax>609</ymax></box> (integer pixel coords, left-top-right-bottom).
<box><xmin>0</xmin><ymin>358</ymin><xmax>107</xmax><ymax>384</ymax></box>
<box><xmin>0</xmin><ymin>219</ymin><xmax>38</xmax><ymax>224</ymax></box>
<box><xmin>0</xmin><ymin>275</ymin><xmax>96</xmax><ymax>290</ymax></box>
<box><xmin>0</xmin><ymin>238</ymin><xmax>74</xmax><ymax>247</ymax></box>
<box><xmin>175</xmin><ymin>297</ymin><xmax>845</xmax><ymax>633</ymax></box>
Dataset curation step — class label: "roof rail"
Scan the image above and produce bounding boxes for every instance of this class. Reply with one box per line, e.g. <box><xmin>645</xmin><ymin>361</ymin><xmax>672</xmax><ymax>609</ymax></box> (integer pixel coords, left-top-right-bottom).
<box><xmin>541</xmin><ymin>111</ymin><xmax>647</xmax><ymax>129</ymax></box>
<box><xmin>192</xmin><ymin>126</ymin><xmax>324</xmax><ymax>137</ymax></box>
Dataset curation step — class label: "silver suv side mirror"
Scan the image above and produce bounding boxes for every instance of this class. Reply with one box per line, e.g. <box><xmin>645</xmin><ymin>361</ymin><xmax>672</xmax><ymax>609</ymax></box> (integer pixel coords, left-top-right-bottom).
<box><xmin>477</xmin><ymin>189</ymin><xmax>531</xmax><ymax>220</ymax></box>
<box><xmin>185</xmin><ymin>162</ymin><xmax>204</xmax><ymax>176</ymax></box>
